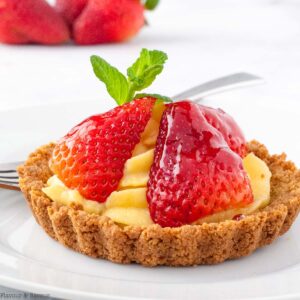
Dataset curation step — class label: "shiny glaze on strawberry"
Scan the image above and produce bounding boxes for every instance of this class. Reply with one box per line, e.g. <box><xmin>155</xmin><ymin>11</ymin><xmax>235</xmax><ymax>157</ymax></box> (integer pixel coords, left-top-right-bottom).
<box><xmin>201</xmin><ymin>105</ymin><xmax>247</xmax><ymax>157</ymax></box>
<box><xmin>147</xmin><ymin>101</ymin><xmax>253</xmax><ymax>227</ymax></box>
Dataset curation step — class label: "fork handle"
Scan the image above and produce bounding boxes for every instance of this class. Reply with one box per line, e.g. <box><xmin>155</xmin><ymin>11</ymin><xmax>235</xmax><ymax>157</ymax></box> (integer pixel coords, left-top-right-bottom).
<box><xmin>0</xmin><ymin>183</ymin><xmax>20</xmax><ymax>191</ymax></box>
<box><xmin>171</xmin><ymin>72</ymin><xmax>264</xmax><ymax>102</ymax></box>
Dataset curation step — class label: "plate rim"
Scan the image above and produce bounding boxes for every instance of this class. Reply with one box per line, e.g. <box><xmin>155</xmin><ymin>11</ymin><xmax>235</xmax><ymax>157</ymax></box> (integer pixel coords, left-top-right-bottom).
<box><xmin>1</xmin><ymin>273</ymin><xmax>300</xmax><ymax>300</ymax></box>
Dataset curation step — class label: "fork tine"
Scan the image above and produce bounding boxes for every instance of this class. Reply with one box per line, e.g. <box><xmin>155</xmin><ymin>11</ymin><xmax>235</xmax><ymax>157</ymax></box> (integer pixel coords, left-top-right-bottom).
<box><xmin>0</xmin><ymin>179</ymin><xmax>19</xmax><ymax>185</ymax></box>
<box><xmin>0</xmin><ymin>175</ymin><xmax>19</xmax><ymax>179</ymax></box>
<box><xmin>0</xmin><ymin>170</ymin><xmax>18</xmax><ymax>173</ymax></box>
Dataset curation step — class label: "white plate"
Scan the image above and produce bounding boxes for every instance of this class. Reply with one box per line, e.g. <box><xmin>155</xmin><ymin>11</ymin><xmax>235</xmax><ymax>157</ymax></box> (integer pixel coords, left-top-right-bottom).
<box><xmin>0</xmin><ymin>99</ymin><xmax>300</xmax><ymax>300</ymax></box>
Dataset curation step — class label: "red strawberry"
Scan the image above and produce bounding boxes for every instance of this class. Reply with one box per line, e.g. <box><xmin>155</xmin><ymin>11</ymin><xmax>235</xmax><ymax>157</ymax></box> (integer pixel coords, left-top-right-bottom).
<box><xmin>73</xmin><ymin>0</ymin><xmax>145</xmax><ymax>45</ymax></box>
<box><xmin>147</xmin><ymin>101</ymin><xmax>253</xmax><ymax>227</ymax></box>
<box><xmin>51</xmin><ymin>97</ymin><xmax>156</xmax><ymax>202</ymax></box>
<box><xmin>55</xmin><ymin>0</ymin><xmax>88</xmax><ymax>24</ymax></box>
<box><xmin>0</xmin><ymin>0</ymin><xmax>70</xmax><ymax>45</ymax></box>
<box><xmin>201</xmin><ymin>105</ymin><xmax>247</xmax><ymax>157</ymax></box>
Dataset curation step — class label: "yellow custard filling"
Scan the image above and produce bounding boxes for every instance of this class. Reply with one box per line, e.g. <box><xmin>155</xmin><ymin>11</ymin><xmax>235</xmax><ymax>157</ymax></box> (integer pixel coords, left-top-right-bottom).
<box><xmin>43</xmin><ymin>103</ymin><xmax>272</xmax><ymax>226</ymax></box>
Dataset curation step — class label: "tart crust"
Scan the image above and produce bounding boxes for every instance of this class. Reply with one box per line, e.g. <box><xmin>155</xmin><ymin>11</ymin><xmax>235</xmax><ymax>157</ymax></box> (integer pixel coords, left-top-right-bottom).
<box><xmin>18</xmin><ymin>141</ymin><xmax>300</xmax><ymax>267</ymax></box>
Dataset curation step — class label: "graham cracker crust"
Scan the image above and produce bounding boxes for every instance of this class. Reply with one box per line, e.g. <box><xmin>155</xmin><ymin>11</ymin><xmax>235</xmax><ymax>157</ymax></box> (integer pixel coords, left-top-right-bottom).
<box><xmin>17</xmin><ymin>141</ymin><xmax>300</xmax><ymax>266</ymax></box>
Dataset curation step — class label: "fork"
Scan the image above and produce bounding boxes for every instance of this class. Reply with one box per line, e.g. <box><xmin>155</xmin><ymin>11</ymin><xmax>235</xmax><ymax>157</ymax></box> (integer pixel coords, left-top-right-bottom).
<box><xmin>0</xmin><ymin>72</ymin><xmax>264</xmax><ymax>191</ymax></box>
<box><xmin>0</xmin><ymin>161</ymin><xmax>22</xmax><ymax>191</ymax></box>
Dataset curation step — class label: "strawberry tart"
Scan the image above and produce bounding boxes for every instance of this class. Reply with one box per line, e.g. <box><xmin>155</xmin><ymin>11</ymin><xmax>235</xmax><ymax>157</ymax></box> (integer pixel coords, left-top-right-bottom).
<box><xmin>18</xmin><ymin>49</ymin><xmax>300</xmax><ymax>266</ymax></box>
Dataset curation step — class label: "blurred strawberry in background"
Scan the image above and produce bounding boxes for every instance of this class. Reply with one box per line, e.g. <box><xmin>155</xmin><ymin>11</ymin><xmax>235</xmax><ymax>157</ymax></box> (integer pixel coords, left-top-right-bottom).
<box><xmin>0</xmin><ymin>0</ymin><xmax>70</xmax><ymax>44</ymax></box>
<box><xmin>0</xmin><ymin>0</ymin><xmax>159</xmax><ymax>45</ymax></box>
<box><xmin>55</xmin><ymin>0</ymin><xmax>88</xmax><ymax>24</ymax></box>
<box><xmin>70</xmin><ymin>0</ymin><xmax>144</xmax><ymax>45</ymax></box>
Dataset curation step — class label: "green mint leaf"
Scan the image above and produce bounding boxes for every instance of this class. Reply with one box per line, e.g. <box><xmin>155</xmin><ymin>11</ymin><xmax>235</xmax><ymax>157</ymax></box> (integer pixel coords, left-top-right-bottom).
<box><xmin>91</xmin><ymin>49</ymin><xmax>168</xmax><ymax>105</ymax></box>
<box><xmin>144</xmin><ymin>0</ymin><xmax>159</xmax><ymax>10</ymax></box>
<box><xmin>134</xmin><ymin>93</ymin><xmax>172</xmax><ymax>103</ymax></box>
<box><xmin>127</xmin><ymin>49</ymin><xmax>167</xmax><ymax>96</ymax></box>
<box><xmin>90</xmin><ymin>55</ymin><xmax>129</xmax><ymax>105</ymax></box>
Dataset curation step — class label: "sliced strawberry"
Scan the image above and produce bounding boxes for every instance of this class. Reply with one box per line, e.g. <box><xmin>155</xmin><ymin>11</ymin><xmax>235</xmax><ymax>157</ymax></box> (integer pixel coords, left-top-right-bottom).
<box><xmin>73</xmin><ymin>0</ymin><xmax>145</xmax><ymax>45</ymax></box>
<box><xmin>0</xmin><ymin>0</ymin><xmax>70</xmax><ymax>45</ymax></box>
<box><xmin>147</xmin><ymin>101</ymin><xmax>253</xmax><ymax>227</ymax></box>
<box><xmin>201</xmin><ymin>105</ymin><xmax>247</xmax><ymax>157</ymax></box>
<box><xmin>51</xmin><ymin>97</ymin><xmax>156</xmax><ymax>202</ymax></box>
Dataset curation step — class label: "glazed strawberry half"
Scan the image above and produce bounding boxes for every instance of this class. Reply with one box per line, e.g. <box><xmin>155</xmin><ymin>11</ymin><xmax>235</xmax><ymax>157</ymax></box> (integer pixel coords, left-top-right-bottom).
<box><xmin>147</xmin><ymin>101</ymin><xmax>253</xmax><ymax>227</ymax></box>
<box><xmin>50</xmin><ymin>48</ymin><xmax>254</xmax><ymax>228</ymax></box>
<box><xmin>51</xmin><ymin>48</ymin><xmax>169</xmax><ymax>202</ymax></box>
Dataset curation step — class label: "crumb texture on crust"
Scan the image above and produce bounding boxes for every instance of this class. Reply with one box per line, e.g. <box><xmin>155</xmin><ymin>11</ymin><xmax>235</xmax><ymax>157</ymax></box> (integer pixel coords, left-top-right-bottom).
<box><xmin>17</xmin><ymin>141</ymin><xmax>300</xmax><ymax>266</ymax></box>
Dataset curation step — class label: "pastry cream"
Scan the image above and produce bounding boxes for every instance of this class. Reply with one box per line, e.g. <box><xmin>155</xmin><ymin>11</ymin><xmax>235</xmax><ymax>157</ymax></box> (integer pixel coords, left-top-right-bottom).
<box><xmin>43</xmin><ymin>102</ymin><xmax>272</xmax><ymax>226</ymax></box>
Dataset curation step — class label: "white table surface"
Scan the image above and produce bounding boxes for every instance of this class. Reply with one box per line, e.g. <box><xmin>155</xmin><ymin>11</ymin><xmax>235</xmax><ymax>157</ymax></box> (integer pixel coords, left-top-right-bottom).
<box><xmin>0</xmin><ymin>0</ymin><xmax>300</xmax><ymax>298</ymax></box>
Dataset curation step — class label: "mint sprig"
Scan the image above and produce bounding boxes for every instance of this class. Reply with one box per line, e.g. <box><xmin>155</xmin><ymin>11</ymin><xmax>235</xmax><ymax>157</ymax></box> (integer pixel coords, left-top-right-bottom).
<box><xmin>90</xmin><ymin>48</ymin><xmax>170</xmax><ymax>105</ymax></box>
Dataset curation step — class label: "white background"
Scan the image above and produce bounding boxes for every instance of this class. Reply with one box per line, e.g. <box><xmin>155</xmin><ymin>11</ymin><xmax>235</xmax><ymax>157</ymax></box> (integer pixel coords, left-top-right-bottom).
<box><xmin>1</xmin><ymin>0</ymin><xmax>300</xmax><ymax>112</ymax></box>
<box><xmin>0</xmin><ymin>0</ymin><xmax>300</xmax><ymax>298</ymax></box>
